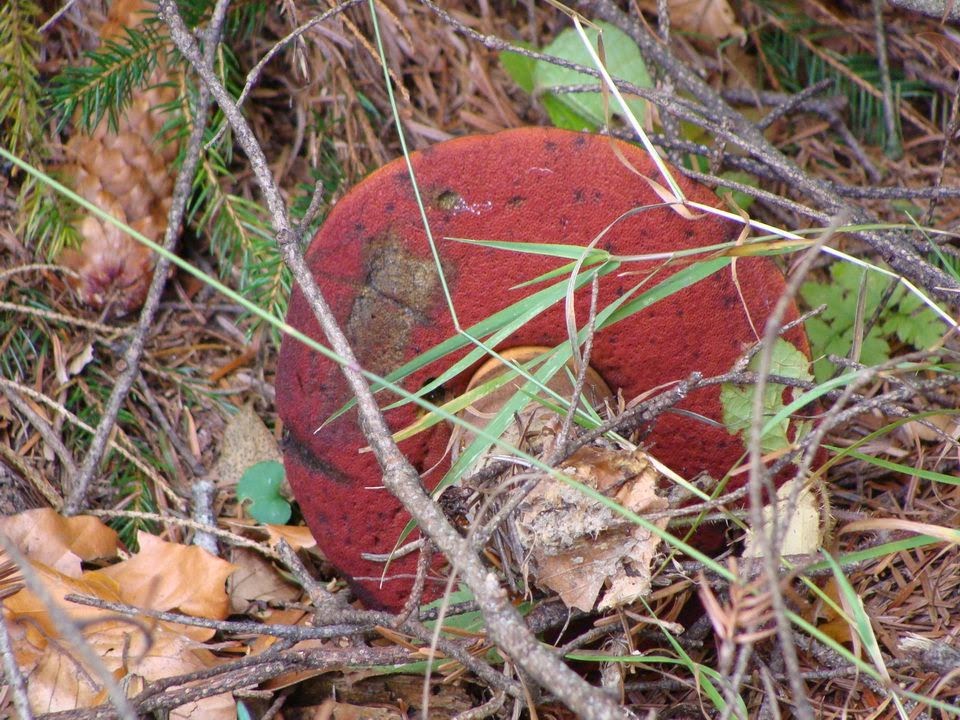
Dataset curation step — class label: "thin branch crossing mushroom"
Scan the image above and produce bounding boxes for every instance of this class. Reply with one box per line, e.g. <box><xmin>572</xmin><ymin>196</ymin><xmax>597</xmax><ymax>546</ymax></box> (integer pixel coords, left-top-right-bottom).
<box><xmin>277</xmin><ymin>127</ymin><xmax>810</xmax><ymax>610</ymax></box>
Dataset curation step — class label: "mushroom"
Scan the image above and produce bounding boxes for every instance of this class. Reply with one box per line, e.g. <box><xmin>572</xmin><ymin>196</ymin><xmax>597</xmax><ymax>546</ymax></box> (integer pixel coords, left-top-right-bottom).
<box><xmin>277</xmin><ymin>127</ymin><xmax>810</xmax><ymax>610</ymax></box>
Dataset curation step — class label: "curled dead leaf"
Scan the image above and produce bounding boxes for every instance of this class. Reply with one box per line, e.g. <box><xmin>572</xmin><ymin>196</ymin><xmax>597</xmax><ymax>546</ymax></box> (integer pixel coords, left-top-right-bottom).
<box><xmin>742</xmin><ymin>479</ymin><xmax>830</xmax><ymax>558</ymax></box>
<box><xmin>93</xmin><ymin>531</ymin><xmax>237</xmax><ymax>623</ymax></box>
<box><xmin>515</xmin><ymin>446</ymin><xmax>667</xmax><ymax>612</ymax></box>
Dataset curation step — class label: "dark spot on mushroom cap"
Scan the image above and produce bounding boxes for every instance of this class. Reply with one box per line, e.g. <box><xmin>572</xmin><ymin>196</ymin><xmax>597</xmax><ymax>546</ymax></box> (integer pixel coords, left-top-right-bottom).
<box><xmin>436</xmin><ymin>189</ymin><xmax>459</xmax><ymax>211</ymax></box>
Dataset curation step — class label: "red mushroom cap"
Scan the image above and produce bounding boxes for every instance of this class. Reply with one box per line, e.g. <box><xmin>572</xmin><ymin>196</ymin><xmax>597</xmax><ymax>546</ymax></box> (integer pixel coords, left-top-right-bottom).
<box><xmin>277</xmin><ymin>127</ymin><xmax>809</xmax><ymax>610</ymax></box>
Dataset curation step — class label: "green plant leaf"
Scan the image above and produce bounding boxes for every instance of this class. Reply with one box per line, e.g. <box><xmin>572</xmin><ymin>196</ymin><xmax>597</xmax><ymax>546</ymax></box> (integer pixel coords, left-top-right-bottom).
<box><xmin>716</xmin><ymin>170</ymin><xmax>758</xmax><ymax>211</ymax></box>
<box><xmin>541</xmin><ymin>93</ymin><xmax>596</xmax><ymax>131</ymax></box>
<box><xmin>499</xmin><ymin>47</ymin><xmax>536</xmax><ymax>94</ymax></box>
<box><xmin>533</xmin><ymin>21</ymin><xmax>651</xmax><ymax>128</ymax></box>
<box><xmin>237</xmin><ymin>460</ymin><xmax>291</xmax><ymax>525</ymax></box>
<box><xmin>799</xmin><ymin>261</ymin><xmax>945</xmax><ymax>381</ymax></box>
<box><xmin>720</xmin><ymin>339</ymin><xmax>813</xmax><ymax>453</ymax></box>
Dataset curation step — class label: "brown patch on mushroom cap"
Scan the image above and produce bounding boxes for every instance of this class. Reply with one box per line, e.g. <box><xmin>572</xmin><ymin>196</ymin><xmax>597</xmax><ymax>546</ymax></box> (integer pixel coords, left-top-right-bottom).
<box><xmin>277</xmin><ymin>127</ymin><xmax>809</xmax><ymax>610</ymax></box>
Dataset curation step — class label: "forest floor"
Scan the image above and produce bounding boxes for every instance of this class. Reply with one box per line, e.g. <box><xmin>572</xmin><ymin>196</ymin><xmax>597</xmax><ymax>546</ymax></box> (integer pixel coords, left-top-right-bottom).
<box><xmin>1</xmin><ymin>0</ymin><xmax>960</xmax><ymax>718</ymax></box>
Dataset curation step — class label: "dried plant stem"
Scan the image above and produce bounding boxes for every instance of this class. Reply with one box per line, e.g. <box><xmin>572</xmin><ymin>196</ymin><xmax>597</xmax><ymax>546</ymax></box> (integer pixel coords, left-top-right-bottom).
<box><xmin>0</xmin><ymin>300</ymin><xmax>129</xmax><ymax>334</ymax></box>
<box><xmin>0</xmin><ymin>611</ymin><xmax>31</xmax><ymax>720</ymax></box>
<box><xmin>742</xmin><ymin>218</ymin><xmax>844</xmax><ymax>720</ymax></box>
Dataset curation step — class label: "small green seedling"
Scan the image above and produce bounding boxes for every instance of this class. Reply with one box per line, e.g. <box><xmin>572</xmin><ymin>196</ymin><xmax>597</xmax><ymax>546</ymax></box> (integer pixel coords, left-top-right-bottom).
<box><xmin>236</xmin><ymin>460</ymin><xmax>291</xmax><ymax>525</ymax></box>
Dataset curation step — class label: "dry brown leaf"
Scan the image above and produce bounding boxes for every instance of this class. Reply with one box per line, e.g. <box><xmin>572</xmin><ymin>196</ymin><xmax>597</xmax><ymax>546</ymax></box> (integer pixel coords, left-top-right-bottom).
<box><xmin>668</xmin><ymin>0</ymin><xmax>746</xmax><ymax>41</ymax></box>
<box><xmin>24</xmin><ymin>621</ymin><xmax>233</xmax><ymax>719</ymax></box>
<box><xmin>742</xmin><ymin>479</ymin><xmax>825</xmax><ymax>558</ymax></box>
<box><xmin>227</xmin><ymin>546</ymin><xmax>300</xmax><ymax>615</ymax></box>
<box><xmin>3</xmin><ymin>563</ymin><xmax>125</xmax><ymax>648</ymax></box>
<box><xmin>219</xmin><ymin>519</ymin><xmax>319</xmax><ymax>551</ymax></box>
<box><xmin>264</xmin><ymin>523</ymin><xmax>318</xmax><ymax>551</ymax></box>
<box><xmin>93</xmin><ymin>531</ymin><xmax>237</xmax><ymax>622</ymax></box>
<box><xmin>213</xmin><ymin>404</ymin><xmax>282</xmax><ymax>488</ymax></box>
<box><xmin>3</xmin><ymin>531</ymin><xmax>237</xmax><ymax>717</ymax></box>
<box><xmin>0</xmin><ymin>508</ymin><xmax>119</xmax><ymax>577</ymax></box>
<box><xmin>814</xmin><ymin>578</ymin><xmax>854</xmax><ymax>646</ymax></box>
<box><xmin>516</xmin><ymin>447</ymin><xmax>667</xmax><ymax>612</ymax></box>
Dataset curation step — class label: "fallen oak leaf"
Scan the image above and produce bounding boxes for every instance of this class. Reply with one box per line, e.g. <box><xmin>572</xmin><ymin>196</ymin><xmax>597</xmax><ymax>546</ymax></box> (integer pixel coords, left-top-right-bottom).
<box><xmin>263</xmin><ymin>523</ymin><xmax>317</xmax><ymax>551</ymax></box>
<box><xmin>227</xmin><ymin>546</ymin><xmax>300</xmax><ymax>615</ymax></box>
<box><xmin>24</xmin><ymin>616</ymin><xmax>234</xmax><ymax>719</ymax></box>
<box><xmin>0</xmin><ymin>508</ymin><xmax>119</xmax><ymax>578</ymax></box>
<box><xmin>3</xmin><ymin>533</ymin><xmax>237</xmax><ymax>717</ymax></box>
<box><xmin>3</xmin><ymin>562</ymin><xmax>125</xmax><ymax>649</ymax></box>
<box><xmin>92</xmin><ymin>531</ymin><xmax>237</xmax><ymax>624</ymax></box>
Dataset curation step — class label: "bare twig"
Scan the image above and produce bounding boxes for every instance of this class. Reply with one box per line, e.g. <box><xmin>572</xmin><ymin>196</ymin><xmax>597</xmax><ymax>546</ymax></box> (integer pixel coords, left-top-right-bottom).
<box><xmin>392</xmin><ymin>539</ymin><xmax>435</xmax><ymax>627</ymax></box>
<box><xmin>872</xmin><ymin>0</ymin><xmax>903</xmax><ymax>159</ymax></box>
<box><xmin>743</xmin><ymin>218</ymin><xmax>846</xmax><ymax>720</ymax></box>
<box><xmin>0</xmin><ymin>301</ymin><xmax>130</xmax><ymax>335</ymax></box>
<box><xmin>274</xmin><ymin>538</ymin><xmax>339</xmax><ymax>612</ymax></box>
<box><xmin>36</xmin><ymin>643</ymin><xmax>413</xmax><ymax>720</ymax></box>
<box><xmin>0</xmin><ymin>612</ymin><xmax>32</xmax><ymax>720</ymax></box>
<box><xmin>190</xmin><ymin>479</ymin><xmax>218</xmax><ymax>555</ymax></box>
<box><xmin>756</xmin><ymin>78</ymin><xmax>835</xmax><ymax>130</ymax></box>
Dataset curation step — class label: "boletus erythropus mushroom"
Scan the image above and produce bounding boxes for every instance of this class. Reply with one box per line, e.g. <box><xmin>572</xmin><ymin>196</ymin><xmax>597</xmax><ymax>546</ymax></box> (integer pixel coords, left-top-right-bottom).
<box><xmin>277</xmin><ymin>127</ymin><xmax>810</xmax><ymax>610</ymax></box>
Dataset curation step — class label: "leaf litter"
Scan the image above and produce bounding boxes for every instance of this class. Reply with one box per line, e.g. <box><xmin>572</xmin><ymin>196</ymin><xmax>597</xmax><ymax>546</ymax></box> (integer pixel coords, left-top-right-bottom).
<box><xmin>2</xmin><ymin>0</ymin><xmax>960</xmax><ymax>716</ymax></box>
